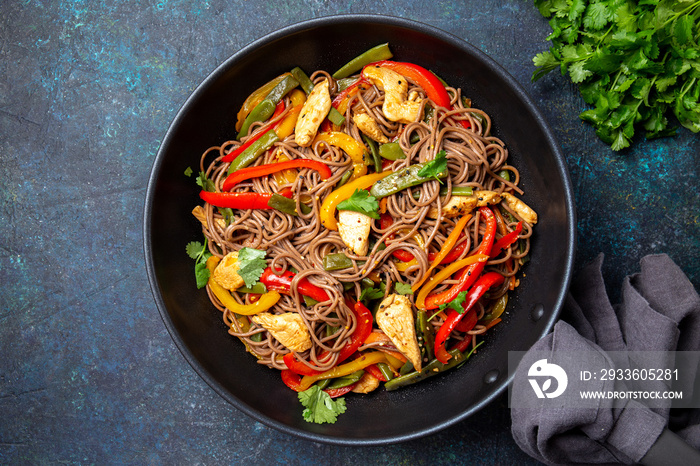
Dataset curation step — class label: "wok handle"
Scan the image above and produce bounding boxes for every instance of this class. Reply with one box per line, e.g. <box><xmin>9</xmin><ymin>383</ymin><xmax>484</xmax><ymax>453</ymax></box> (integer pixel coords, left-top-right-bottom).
<box><xmin>640</xmin><ymin>428</ymin><xmax>700</xmax><ymax>466</ymax></box>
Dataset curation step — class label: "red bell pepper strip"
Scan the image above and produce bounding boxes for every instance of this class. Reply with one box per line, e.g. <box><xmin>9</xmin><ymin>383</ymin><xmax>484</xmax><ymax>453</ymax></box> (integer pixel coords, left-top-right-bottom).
<box><xmin>282</xmin><ymin>299</ymin><xmax>374</xmax><ymax>376</ymax></box>
<box><xmin>365</xmin><ymin>60</ymin><xmax>470</xmax><ymax>129</ymax></box>
<box><xmin>283</xmin><ymin>352</ymin><xmax>321</xmax><ymax>377</ymax></box>
<box><xmin>433</xmin><ymin>271</ymin><xmax>505</xmax><ymax>363</ymax></box>
<box><xmin>423</xmin><ymin>207</ymin><xmax>497</xmax><ymax>310</ymax></box>
<box><xmin>259</xmin><ymin>267</ymin><xmax>330</xmax><ymax>303</ymax></box>
<box><xmin>367</xmin><ymin>60</ymin><xmax>451</xmax><ymax>109</ymax></box>
<box><xmin>281</xmin><ymin>369</ymin><xmax>304</xmax><ymax>391</ymax></box>
<box><xmin>199</xmin><ymin>188</ymin><xmax>292</xmax><ymax>209</ymax></box>
<box><xmin>489</xmin><ymin>221</ymin><xmax>523</xmax><ymax>258</ymax></box>
<box><xmin>324</xmin><ymin>384</ymin><xmax>357</xmax><ymax>398</ymax></box>
<box><xmin>222</xmin><ymin>101</ymin><xmax>286</xmax><ymax>163</ymax></box>
<box><xmin>222</xmin><ymin>159</ymin><xmax>332</xmax><ymax>192</ymax></box>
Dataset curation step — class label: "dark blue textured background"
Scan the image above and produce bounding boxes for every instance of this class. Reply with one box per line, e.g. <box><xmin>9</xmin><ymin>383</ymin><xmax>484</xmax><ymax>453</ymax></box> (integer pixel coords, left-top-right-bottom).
<box><xmin>1</xmin><ymin>1</ymin><xmax>697</xmax><ymax>464</ymax></box>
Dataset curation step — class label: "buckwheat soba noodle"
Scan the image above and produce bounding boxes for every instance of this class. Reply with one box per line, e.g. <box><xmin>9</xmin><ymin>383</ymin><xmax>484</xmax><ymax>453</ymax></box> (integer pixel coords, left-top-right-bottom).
<box><xmin>188</xmin><ymin>44</ymin><xmax>537</xmax><ymax>420</ymax></box>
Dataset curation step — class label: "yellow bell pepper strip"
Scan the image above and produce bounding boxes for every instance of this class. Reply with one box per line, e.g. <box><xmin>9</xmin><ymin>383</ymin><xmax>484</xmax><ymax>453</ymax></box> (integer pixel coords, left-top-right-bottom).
<box><xmin>412</xmin><ymin>214</ymin><xmax>472</xmax><ymax>291</ymax></box>
<box><xmin>319</xmin><ymin>171</ymin><xmax>391</xmax><ymax>230</ymax></box>
<box><xmin>415</xmin><ymin>253</ymin><xmax>489</xmax><ymax>309</ymax></box>
<box><xmin>235</xmin><ymin>73</ymin><xmax>289</xmax><ymax>132</ymax></box>
<box><xmin>298</xmin><ymin>351</ymin><xmax>387</xmax><ymax>391</ymax></box>
<box><xmin>275</xmin><ymin>89</ymin><xmax>306</xmax><ymax>139</ymax></box>
<box><xmin>205</xmin><ymin>256</ymin><xmax>281</xmax><ymax>315</ymax></box>
<box><xmin>313</xmin><ymin>132</ymin><xmax>368</xmax><ymax>181</ymax></box>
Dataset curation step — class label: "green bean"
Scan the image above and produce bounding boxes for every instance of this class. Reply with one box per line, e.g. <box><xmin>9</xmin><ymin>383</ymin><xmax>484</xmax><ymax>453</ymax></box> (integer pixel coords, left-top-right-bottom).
<box><xmin>227</xmin><ymin>130</ymin><xmax>279</xmax><ymax>174</ymax></box>
<box><xmin>267</xmin><ymin>193</ymin><xmax>312</xmax><ymax>216</ymax></box>
<box><xmin>237</xmin><ymin>99</ymin><xmax>275</xmax><ymax>139</ymax></box>
<box><xmin>322</xmin><ymin>253</ymin><xmax>354</xmax><ymax>271</ymax></box>
<box><xmin>361</xmin><ymin>134</ymin><xmax>382</xmax><ymax>169</ymax></box>
<box><xmin>237</xmin><ymin>283</ymin><xmax>267</xmax><ymax>294</ymax></box>
<box><xmin>332</xmin><ymin>43</ymin><xmax>393</xmax><ymax>79</ymax></box>
<box><xmin>325</xmin><ymin>370</ymin><xmax>365</xmax><ymax>390</ymax></box>
<box><xmin>378</xmin><ymin>142</ymin><xmax>405</xmax><ymax>160</ymax></box>
<box><xmin>237</xmin><ymin>75</ymin><xmax>299</xmax><ymax>139</ymax></box>
<box><xmin>376</xmin><ymin>362</ymin><xmax>394</xmax><ymax>381</ymax></box>
<box><xmin>290</xmin><ymin>67</ymin><xmax>314</xmax><ymax>94</ymax></box>
<box><xmin>369</xmin><ymin>162</ymin><xmax>448</xmax><ymax>199</ymax></box>
<box><xmin>384</xmin><ymin>349</ymin><xmax>466</xmax><ymax>391</ymax></box>
<box><xmin>327</xmin><ymin>107</ymin><xmax>345</xmax><ymax>126</ymax></box>
<box><xmin>416</xmin><ymin>310</ymin><xmax>434</xmax><ymax>361</ymax></box>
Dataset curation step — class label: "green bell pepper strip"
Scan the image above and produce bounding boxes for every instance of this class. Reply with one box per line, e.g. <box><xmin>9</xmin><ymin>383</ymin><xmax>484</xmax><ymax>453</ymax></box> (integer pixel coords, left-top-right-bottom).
<box><xmin>237</xmin><ymin>75</ymin><xmax>299</xmax><ymax>138</ymax></box>
<box><xmin>384</xmin><ymin>349</ymin><xmax>466</xmax><ymax>391</ymax></box>
<box><xmin>332</xmin><ymin>43</ymin><xmax>393</xmax><ymax>79</ymax></box>
<box><xmin>369</xmin><ymin>161</ymin><xmax>448</xmax><ymax>199</ymax></box>
<box><xmin>322</xmin><ymin>253</ymin><xmax>354</xmax><ymax>271</ymax></box>
<box><xmin>378</xmin><ymin>142</ymin><xmax>406</xmax><ymax>160</ymax></box>
<box><xmin>227</xmin><ymin>129</ymin><xmax>279</xmax><ymax>174</ymax></box>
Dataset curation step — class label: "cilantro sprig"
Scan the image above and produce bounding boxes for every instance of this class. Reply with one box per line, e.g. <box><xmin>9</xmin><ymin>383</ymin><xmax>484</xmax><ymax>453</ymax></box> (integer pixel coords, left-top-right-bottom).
<box><xmin>439</xmin><ymin>290</ymin><xmax>469</xmax><ymax>314</ymax></box>
<box><xmin>298</xmin><ymin>385</ymin><xmax>347</xmax><ymax>424</ymax></box>
<box><xmin>337</xmin><ymin>189</ymin><xmax>380</xmax><ymax>219</ymax></box>
<box><xmin>417</xmin><ymin>150</ymin><xmax>448</xmax><ymax>182</ymax></box>
<box><xmin>532</xmin><ymin>0</ymin><xmax>700</xmax><ymax>150</ymax></box>
<box><xmin>236</xmin><ymin>247</ymin><xmax>267</xmax><ymax>288</ymax></box>
<box><xmin>185</xmin><ymin>240</ymin><xmax>212</xmax><ymax>289</ymax></box>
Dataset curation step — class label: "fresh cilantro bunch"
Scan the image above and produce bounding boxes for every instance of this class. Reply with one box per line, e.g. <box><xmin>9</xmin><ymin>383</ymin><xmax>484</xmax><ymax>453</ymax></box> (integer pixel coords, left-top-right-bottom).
<box><xmin>532</xmin><ymin>0</ymin><xmax>700</xmax><ymax>150</ymax></box>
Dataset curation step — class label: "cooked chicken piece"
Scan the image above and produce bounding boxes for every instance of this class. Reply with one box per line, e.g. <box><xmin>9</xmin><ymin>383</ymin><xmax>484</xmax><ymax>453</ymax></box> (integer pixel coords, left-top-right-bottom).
<box><xmin>338</xmin><ymin>209</ymin><xmax>372</xmax><ymax>256</ymax></box>
<box><xmin>251</xmin><ymin>312</ymin><xmax>312</xmax><ymax>353</ymax></box>
<box><xmin>427</xmin><ymin>190</ymin><xmax>502</xmax><ymax>219</ymax></box>
<box><xmin>192</xmin><ymin>205</ymin><xmax>226</xmax><ymax>230</ymax></box>
<box><xmin>353</xmin><ymin>113</ymin><xmax>389</xmax><ymax>143</ymax></box>
<box><xmin>212</xmin><ymin>251</ymin><xmax>245</xmax><ymax>291</ymax></box>
<box><xmin>375</xmin><ymin>294</ymin><xmax>422</xmax><ymax>371</ymax></box>
<box><xmin>502</xmin><ymin>192</ymin><xmax>538</xmax><ymax>225</ymax></box>
<box><xmin>351</xmin><ymin>372</ymin><xmax>381</xmax><ymax>394</ymax></box>
<box><xmin>363</xmin><ymin>66</ymin><xmax>422</xmax><ymax>124</ymax></box>
<box><xmin>294</xmin><ymin>78</ymin><xmax>331</xmax><ymax>146</ymax></box>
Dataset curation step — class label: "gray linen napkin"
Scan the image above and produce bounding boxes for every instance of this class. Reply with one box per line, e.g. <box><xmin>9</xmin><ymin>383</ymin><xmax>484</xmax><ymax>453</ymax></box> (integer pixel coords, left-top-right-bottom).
<box><xmin>511</xmin><ymin>254</ymin><xmax>700</xmax><ymax>465</ymax></box>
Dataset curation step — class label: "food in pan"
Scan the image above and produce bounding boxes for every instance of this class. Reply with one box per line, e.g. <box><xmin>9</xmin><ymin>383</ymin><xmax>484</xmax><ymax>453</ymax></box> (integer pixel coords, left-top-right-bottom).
<box><xmin>186</xmin><ymin>43</ymin><xmax>537</xmax><ymax>423</ymax></box>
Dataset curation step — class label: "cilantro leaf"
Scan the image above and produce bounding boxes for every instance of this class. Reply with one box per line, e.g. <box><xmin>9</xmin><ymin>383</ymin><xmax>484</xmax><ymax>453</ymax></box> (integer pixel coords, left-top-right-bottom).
<box><xmin>196</xmin><ymin>171</ymin><xmax>216</xmax><ymax>192</ymax></box>
<box><xmin>360</xmin><ymin>286</ymin><xmax>384</xmax><ymax>303</ymax></box>
<box><xmin>184</xmin><ymin>166</ymin><xmax>193</xmax><ymax>177</ymax></box>
<box><xmin>439</xmin><ymin>290</ymin><xmax>469</xmax><ymax>314</ymax></box>
<box><xmin>417</xmin><ymin>150</ymin><xmax>448</xmax><ymax>182</ymax></box>
<box><xmin>336</xmin><ymin>189</ymin><xmax>380</xmax><ymax>219</ymax></box>
<box><xmin>186</xmin><ymin>240</ymin><xmax>212</xmax><ymax>289</ymax></box>
<box><xmin>236</xmin><ymin>247</ymin><xmax>267</xmax><ymax>288</ymax></box>
<box><xmin>298</xmin><ymin>385</ymin><xmax>347</xmax><ymax>424</ymax></box>
<box><xmin>394</xmin><ymin>282</ymin><xmax>414</xmax><ymax>295</ymax></box>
